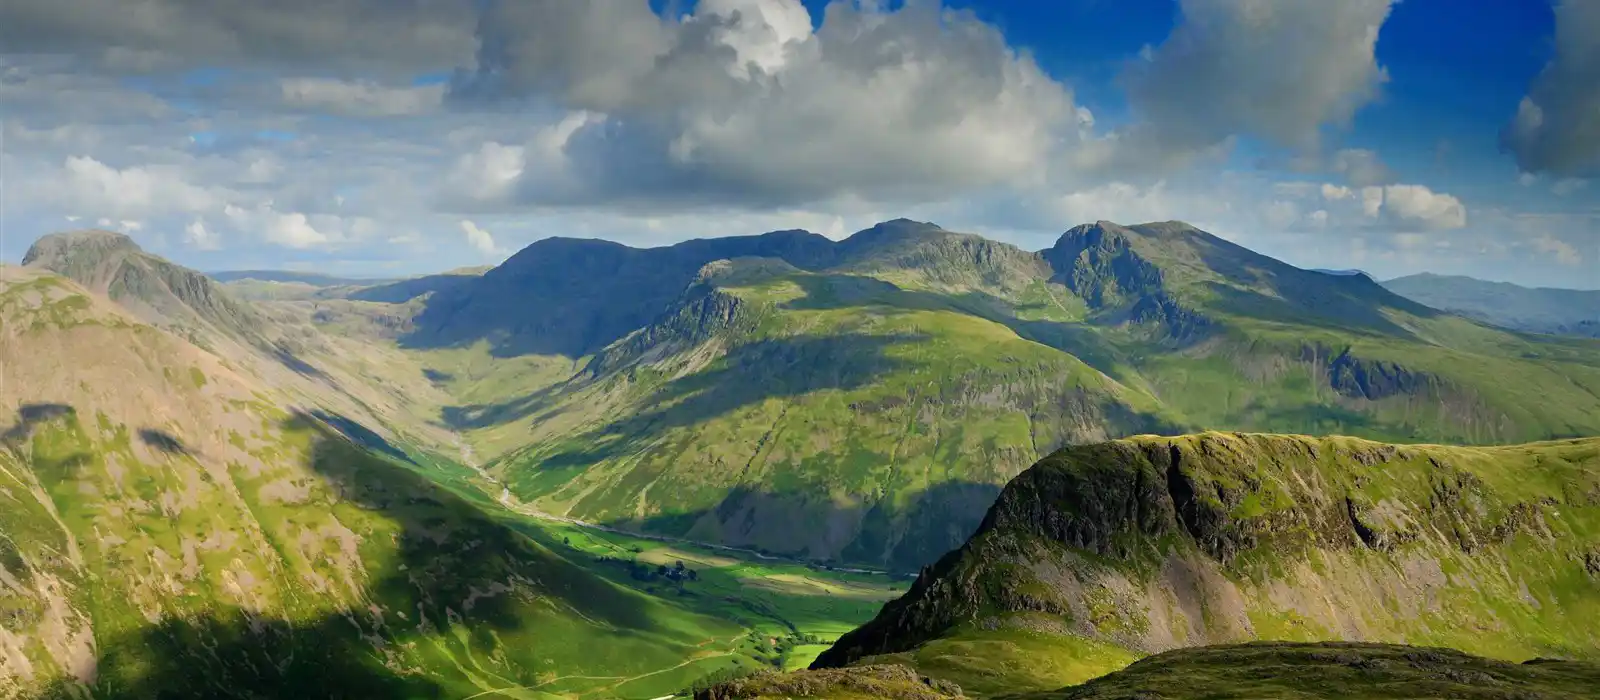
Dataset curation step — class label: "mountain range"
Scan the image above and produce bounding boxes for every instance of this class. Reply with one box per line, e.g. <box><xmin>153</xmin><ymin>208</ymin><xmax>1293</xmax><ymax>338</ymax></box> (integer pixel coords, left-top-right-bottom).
<box><xmin>1382</xmin><ymin>272</ymin><xmax>1600</xmax><ymax>338</ymax></box>
<box><xmin>4</xmin><ymin>219</ymin><xmax>1600</xmax><ymax>697</ymax></box>
<box><xmin>380</xmin><ymin>218</ymin><xmax>1600</xmax><ymax>570</ymax></box>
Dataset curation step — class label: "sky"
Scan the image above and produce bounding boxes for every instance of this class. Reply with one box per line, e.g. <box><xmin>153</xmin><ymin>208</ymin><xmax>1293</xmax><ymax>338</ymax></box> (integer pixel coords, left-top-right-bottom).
<box><xmin>0</xmin><ymin>0</ymin><xmax>1597</xmax><ymax>288</ymax></box>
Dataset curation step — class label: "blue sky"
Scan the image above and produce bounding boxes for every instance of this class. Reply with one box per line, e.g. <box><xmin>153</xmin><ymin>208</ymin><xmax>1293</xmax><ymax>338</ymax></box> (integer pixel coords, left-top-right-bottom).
<box><xmin>0</xmin><ymin>0</ymin><xmax>1596</xmax><ymax>287</ymax></box>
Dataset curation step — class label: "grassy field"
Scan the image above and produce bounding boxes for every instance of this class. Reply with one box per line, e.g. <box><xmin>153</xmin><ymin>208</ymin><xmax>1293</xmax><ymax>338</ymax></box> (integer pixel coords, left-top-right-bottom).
<box><xmin>514</xmin><ymin>515</ymin><xmax>906</xmax><ymax>672</ymax></box>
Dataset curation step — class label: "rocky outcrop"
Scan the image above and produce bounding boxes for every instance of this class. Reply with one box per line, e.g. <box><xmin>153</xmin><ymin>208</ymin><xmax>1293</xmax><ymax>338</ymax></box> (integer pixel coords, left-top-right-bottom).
<box><xmin>1043</xmin><ymin>221</ymin><xmax>1210</xmax><ymax>339</ymax></box>
<box><xmin>1327</xmin><ymin>349</ymin><xmax>1435</xmax><ymax>400</ymax></box>
<box><xmin>586</xmin><ymin>281</ymin><xmax>752</xmax><ymax>376</ymax></box>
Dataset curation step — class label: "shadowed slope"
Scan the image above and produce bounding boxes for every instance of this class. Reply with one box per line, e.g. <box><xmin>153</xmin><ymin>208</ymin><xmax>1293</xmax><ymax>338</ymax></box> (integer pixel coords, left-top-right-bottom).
<box><xmin>0</xmin><ymin>267</ymin><xmax>747</xmax><ymax>699</ymax></box>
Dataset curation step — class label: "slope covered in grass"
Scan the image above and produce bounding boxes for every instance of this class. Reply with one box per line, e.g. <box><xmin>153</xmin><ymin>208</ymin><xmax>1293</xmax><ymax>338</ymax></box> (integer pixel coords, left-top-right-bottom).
<box><xmin>815</xmin><ymin>432</ymin><xmax>1600</xmax><ymax>694</ymax></box>
<box><xmin>1011</xmin><ymin>642</ymin><xmax>1600</xmax><ymax>700</ymax></box>
<box><xmin>449</xmin><ymin>220</ymin><xmax>1600</xmax><ymax>571</ymax></box>
<box><xmin>0</xmin><ymin>267</ymin><xmax>754</xmax><ymax>699</ymax></box>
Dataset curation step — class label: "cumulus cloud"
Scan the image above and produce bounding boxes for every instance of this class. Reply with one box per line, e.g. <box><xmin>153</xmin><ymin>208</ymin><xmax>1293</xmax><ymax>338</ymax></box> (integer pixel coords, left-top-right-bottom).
<box><xmin>58</xmin><ymin>155</ymin><xmax>219</xmax><ymax>217</ymax></box>
<box><xmin>444</xmin><ymin>141</ymin><xmax>526</xmax><ymax>205</ymax></box>
<box><xmin>445</xmin><ymin>0</ymin><xmax>1080</xmax><ymax>208</ymax></box>
<box><xmin>263</xmin><ymin>212</ymin><xmax>329</xmax><ymax>249</ymax></box>
<box><xmin>184</xmin><ymin>219</ymin><xmax>221</xmax><ymax>250</ymax></box>
<box><xmin>1503</xmin><ymin>0</ymin><xmax>1600</xmax><ymax>175</ymax></box>
<box><xmin>279</xmin><ymin>78</ymin><xmax>445</xmax><ymax>116</ymax></box>
<box><xmin>1367</xmin><ymin>184</ymin><xmax>1467</xmax><ymax>231</ymax></box>
<box><xmin>1531</xmin><ymin>233</ymin><xmax>1583</xmax><ymax>266</ymax></box>
<box><xmin>459</xmin><ymin>219</ymin><xmax>500</xmax><ymax>255</ymax></box>
<box><xmin>1123</xmin><ymin>0</ymin><xmax>1395</xmax><ymax>153</ymax></box>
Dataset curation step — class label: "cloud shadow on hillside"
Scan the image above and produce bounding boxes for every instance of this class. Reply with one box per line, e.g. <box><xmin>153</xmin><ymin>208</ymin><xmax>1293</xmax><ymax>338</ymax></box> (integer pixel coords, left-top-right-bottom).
<box><xmin>1</xmin><ymin>403</ymin><xmax>77</xmax><ymax>443</ymax></box>
<box><xmin>442</xmin><ymin>332</ymin><xmax>919</xmax><ymax>435</ymax></box>
<box><xmin>775</xmin><ymin>273</ymin><xmax>1152</xmax><ymax>387</ymax></box>
<box><xmin>136</xmin><ymin>428</ymin><xmax>191</xmax><ymax>457</ymax></box>
<box><xmin>26</xmin><ymin>409</ymin><xmax>672</xmax><ymax>698</ymax></box>
<box><xmin>585</xmin><ymin>479</ymin><xmax>1007</xmax><ymax>574</ymax></box>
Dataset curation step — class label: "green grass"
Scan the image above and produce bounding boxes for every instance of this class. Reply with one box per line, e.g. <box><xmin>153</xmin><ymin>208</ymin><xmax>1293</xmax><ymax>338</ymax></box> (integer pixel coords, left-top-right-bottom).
<box><xmin>858</xmin><ymin>620</ymin><xmax>1141</xmax><ymax>697</ymax></box>
<box><xmin>1012</xmin><ymin>642</ymin><xmax>1600</xmax><ymax>700</ymax></box>
<box><xmin>817</xmin><ymin>432</ymin><xmax>1600</xmax><ymax>695</ymax></box>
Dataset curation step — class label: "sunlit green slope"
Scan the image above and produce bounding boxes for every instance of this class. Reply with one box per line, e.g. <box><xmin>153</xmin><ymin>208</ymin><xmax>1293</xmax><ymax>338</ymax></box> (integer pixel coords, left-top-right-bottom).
<box><xmin>0</xmin><ymin>267</ymin><xmax>749</xmax><ymax>699</ymax></box>
<box><xmin>813</xmin><ymin>432</ymin><xmax>1600</xmax><ymax>696</ymax></box>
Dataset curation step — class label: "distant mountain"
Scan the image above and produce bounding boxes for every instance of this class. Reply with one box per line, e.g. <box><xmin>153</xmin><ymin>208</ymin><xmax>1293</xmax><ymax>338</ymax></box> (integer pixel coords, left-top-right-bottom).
<box><xmin>1383</xmin><ymin>273</ymin><xmax>1600</xmax><ymax>338</ymax></box>
<box><xmin>208</xmin><ymin>269</ymin><xmax>399</xmax><ymax>286</ymax></box>
<box><xmin>812</xmin><ymin>432</ymin><xmax>1600</xmax><ymax>695</ymax></box>
<box><xmin>1310</xmin><ymin>267</ymin><xmax>1372</xmax><ymax>278</ymax></box>
<box><xmin>413</xmin><ymin>218</ymin><xmax>1600</xmax><ymax>571</ymax></box>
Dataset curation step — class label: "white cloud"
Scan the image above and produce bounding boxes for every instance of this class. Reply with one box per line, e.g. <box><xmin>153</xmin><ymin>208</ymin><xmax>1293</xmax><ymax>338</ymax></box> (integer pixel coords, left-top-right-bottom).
<box><xmin>1503</xmin><ymin>0</ymin><xmax>1600</xmax><ymax>175</ymax></box>
<box><xmin>1360</xmin><ymin>186</ymin><xmax>1384</xmax><ymax>218</ymax></box>
<box><xmin>1373</xmin><ymin>184</ymin><xmax>1467</xmax><ymax>231</ymax></box>
<box><xmin>265</xmin><ymin>212</ymin><xmax>331</xmax><ymax>249</ymax></box>
<box><xmin>1531</xmin><ymin>233</ymin><xmax>1582</xmax><ymax>266</ymax></box>
<box><xmin>1322</xmin><ymin>183</ymin><xmax>1354</xmax><ymax>201</ymax></box>
<box><xmin>447</xmin><ymin>0</ymin><xmax>1082</xmax><ymax>207</ymax></box>
<box><xmin>58</xmin><ymin>155</ymin><xmax>218</xmax><ymax>217</ymax></box>
<box><xmin>459</xmin><ymin>219</ymin><xmax>500</xmax><ymax>255</ymax></box>
<box><xmin>184</xmin><ymin>219</ymin><xmax>220</xmax><ymax>250</ymax></box>
<box><xmin>1123</xmin><ymin>0</ymin><xmax>1395</xmax><ymax>152</ymax></box>
<box><xmin>279</xmin><ymin>77</ymin><xmax>445</xmax><ymax>117</ymax></box>
<box><xmin>445</xmin><ymin>141</ymin><xmax>526</xmax><ymax>205</ymax></box>
<box><xmin>1040</xmin><ymin>180</ymin><xmax>1230</xmax><ymax>230</ymax></box>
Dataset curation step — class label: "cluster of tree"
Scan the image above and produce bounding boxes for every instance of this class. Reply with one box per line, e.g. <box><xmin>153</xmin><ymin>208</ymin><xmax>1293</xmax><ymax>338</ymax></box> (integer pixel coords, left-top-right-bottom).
<box><xmin>751</xmin><ymin>632</ymin><xmax>829</xmax><ymax>668</ymax></box>
<box><xmin>627</xmin><ymin>559</ymin><xmax>698</xmax><ymax>584</ymax></box>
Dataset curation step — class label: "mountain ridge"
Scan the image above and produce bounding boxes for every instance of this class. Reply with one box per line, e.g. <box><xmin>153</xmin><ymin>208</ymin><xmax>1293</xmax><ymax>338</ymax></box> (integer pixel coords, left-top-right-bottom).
<box><xmin>810</xmin><ymin>431</ymin><xmax>1600</xmax><ymax>694</ymax></box>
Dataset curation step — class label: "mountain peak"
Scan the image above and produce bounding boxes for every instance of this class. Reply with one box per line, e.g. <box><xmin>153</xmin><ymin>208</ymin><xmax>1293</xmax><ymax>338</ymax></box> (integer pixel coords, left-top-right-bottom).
<box><xmin>22</xmin><ymin>229</ymin><xmax>143</xmax><ymax>268</ymax></box>
<box><xmin>20</xmin><ymin>227</ymin><xmax>261</xmax><ymax>339</ymax></box>
<box><xmin>846</xmin><ymin>218</ymin><xmax>946</xmax><ymax>243</ymax></box>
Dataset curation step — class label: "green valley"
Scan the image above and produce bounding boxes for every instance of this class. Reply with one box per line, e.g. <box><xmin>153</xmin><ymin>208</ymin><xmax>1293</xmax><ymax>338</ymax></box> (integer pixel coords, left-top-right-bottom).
<box><xmin>6</xmin><ymin>219</ymin><xmax>1600</xmax><ymax>699</ymax></box>
<box><xmin>403</xmin><ymin>219</ymin><xmax>1600</xmax><ymax>572</ymax></box>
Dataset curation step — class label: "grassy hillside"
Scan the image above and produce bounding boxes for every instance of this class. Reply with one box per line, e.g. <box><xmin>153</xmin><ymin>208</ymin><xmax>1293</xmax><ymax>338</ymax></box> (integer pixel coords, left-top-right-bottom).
<box><xmin>814</xmin><ymin>432</ymin><xmax>1600</xmax><ymax>695</ymax></box>
<box><xmin>1013</xmin><ymin>642</ymin><xmax>1600</xmax><ymax>700</ymax></box>
<box><xmin>482</xmin><ymin>259</ymin><xmax>1169</xmax><ymax>571</ymax></box>
<box><xmin>0</xmin><ymin>267</ymin><xmax>771</xmax><ymax>699</ymax></box>
<box><xmin>695</xmin><ymin>643</ymin><xmax>1600</xmax><ymax>700</ymax></box>
<box><xmin>432</xmin><ymin>220</ymin><xmax>1600</xmax><ymax>571</ymax></box>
